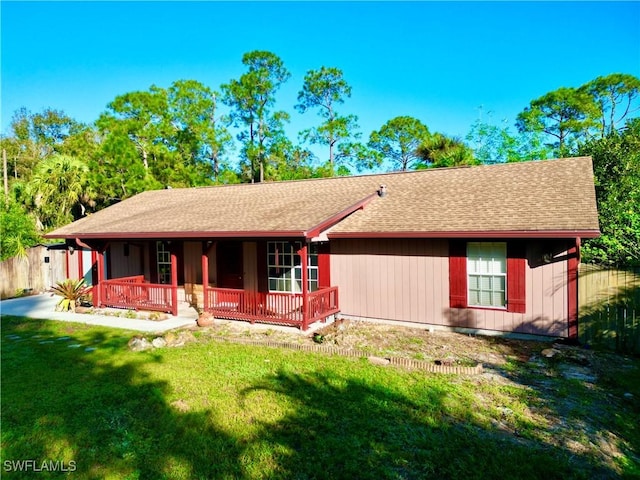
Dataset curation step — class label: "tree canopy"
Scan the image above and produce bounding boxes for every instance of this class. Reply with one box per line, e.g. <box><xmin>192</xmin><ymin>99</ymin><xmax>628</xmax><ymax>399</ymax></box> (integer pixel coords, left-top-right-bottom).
<box><xmin>296</xmin><ymin>67</ymin><xmax>357</xmax><ymax>173</ymax></box>
<box><xmin>1</xmin><ymin>60</ymin><xmax>638</xmax><ymax>266</ymax></box>
<box><xmin>368</xmin><ymin>116</ymin><xmax>430</xmax><ymax>171</ymax></box>
<box><xmin>221</xmin><ymin>51</ymin><xmax>291</xmax><ymax>183</ymax></box>
<box><xmin>578</xmin><ymin>119</ymin><xmax>640</xmax><ymax>266</ymax></box>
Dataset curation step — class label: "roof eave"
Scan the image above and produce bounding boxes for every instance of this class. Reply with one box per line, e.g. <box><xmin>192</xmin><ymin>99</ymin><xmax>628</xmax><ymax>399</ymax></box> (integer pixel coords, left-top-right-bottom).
<box><xmin>45</xmin><ymin>229</ymin><xmax>601</xmax><ymax>241</ymax></box>
<box><xmin>304</xmin><ymin>192</ymin><xmax>379</xmax><ymax>239</ymax></box>
<box><xmin>327</xmin><ymin>230</ymin><xmax>601</xmax><ymax>239</ymax></box>
<box><xmin>43</xmin><ymin>230</ymin><xmax>309</xmax><ymax>241</ymax></box>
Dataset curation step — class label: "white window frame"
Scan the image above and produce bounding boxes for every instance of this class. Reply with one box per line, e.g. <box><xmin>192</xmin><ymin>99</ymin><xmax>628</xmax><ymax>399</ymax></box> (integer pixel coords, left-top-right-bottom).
<box><xmin>267</xmin><ymin>241</ymin><xmax>318</xmax><ymax>293</ymax></box>
<box><xmin>156</xmin><ymin>241</ymin><xmax>172</xmax><ymax>285</ymax></box>
<box><xmin>467</xmin><ymin>242</ymin><xmax>507</xmax><ymax>309</ymax></box>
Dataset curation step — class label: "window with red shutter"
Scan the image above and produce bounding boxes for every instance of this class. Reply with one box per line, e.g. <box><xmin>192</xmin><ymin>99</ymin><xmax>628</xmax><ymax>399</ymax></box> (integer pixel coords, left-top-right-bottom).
<box><xmin>449</xmin><ymin>240</ymin><xmax>526</xmax><ymax>313</ymax></box>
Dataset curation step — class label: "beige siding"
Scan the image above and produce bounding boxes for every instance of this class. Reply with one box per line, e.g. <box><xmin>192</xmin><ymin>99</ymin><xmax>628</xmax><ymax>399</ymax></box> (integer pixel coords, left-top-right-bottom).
<box><xmin>66</xmin><ymin>250</ymin><xmax>93</xmax><ymax>283</ymax></box>
<box><xmin>109</xmin><ymin>242</ymin><xmax>145</xmax><ymax>278</ymax></box>
<box><xmin>243</xmin><ymin>242</ymin><xmax>258</xmax><ymax>291</ymax></box>
<box><xmin>184</xmin><ymin>242</ymin><xmax>202</xmax><ymax>284</ymax></box>
<box><xmin>67</xmin><ymin>251</ymin><xmax>80</xmax><ymax>281</ymax></box>
<box><xmin>208</xmin><ymin>244</ymin><xmax>217</xmax><ymax>286</ymax></box>
<box><xmin>331</xmin><ymin>238</ymin><xmax>569</xmax><ymax>337</ymax></box>
<box><xmin>331</xmin><ymin>239</ymin><xmax>449</xmax><ymax>324</ymax></box>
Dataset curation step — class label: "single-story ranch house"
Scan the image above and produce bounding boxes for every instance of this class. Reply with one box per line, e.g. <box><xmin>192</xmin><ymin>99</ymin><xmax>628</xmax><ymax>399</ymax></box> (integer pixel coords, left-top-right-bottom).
<box><xmin>46</xmin><ymin>156</ymin><xmax>600</xmax><ymax>338</ymax></box>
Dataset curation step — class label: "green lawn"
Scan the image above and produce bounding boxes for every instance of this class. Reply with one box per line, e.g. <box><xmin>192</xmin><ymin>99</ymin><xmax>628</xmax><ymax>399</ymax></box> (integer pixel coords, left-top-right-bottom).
<box><xmin>1</xmin><ymin>316</ymin><xmax>639</xmax><ymax>479</ymax></box>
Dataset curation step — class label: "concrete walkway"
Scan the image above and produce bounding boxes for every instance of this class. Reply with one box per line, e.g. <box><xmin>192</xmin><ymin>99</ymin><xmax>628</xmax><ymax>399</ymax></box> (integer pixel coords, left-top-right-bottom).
<box><xmin>0</xmin><ymin>294</ymin><xmax>197</xmax><ymax>333</ymax></box>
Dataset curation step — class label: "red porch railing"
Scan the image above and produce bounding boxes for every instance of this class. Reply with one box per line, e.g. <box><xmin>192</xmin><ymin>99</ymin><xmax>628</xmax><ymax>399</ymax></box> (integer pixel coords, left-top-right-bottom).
<box><xmin>100</xmin><ymin>276</ymin><xmax>176</xmax><ymax>315</ymax></box>
<box><xmin>307</xmin><ymin>287</ymin><xmax>339</xmax><ymax>325</ymax></box>
<box><xmin>204</xmin><ymin>286</ymin><xmax>339</xmax><ymax>330</ymax></box>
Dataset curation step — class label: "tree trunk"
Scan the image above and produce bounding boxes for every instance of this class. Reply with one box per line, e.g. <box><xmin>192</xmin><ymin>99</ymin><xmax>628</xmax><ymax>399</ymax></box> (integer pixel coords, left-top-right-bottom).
<box><xmin>142</xmin><ymin>148</ymin><xmax>149</xmax><ymax>169</ymax></box>
<box><xmin>211</xmin><ymin>152</ymin><xmax>219</xmax><ymax>179</ymax></box>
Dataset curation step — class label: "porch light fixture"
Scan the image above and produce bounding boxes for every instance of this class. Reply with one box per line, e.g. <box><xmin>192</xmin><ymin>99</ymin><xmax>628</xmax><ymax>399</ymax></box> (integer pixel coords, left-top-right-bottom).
<box><xmin>378</xmin><ymin>185</ymin><xmax>387</xmax><ymax>197</ymax></box>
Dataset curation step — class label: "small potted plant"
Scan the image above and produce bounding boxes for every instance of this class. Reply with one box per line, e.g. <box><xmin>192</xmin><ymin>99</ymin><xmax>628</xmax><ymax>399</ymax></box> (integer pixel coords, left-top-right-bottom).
<box><xmin>50</xmin><ymin>279</ymin><xmax>92</xmax><ymax>313</ymax></box>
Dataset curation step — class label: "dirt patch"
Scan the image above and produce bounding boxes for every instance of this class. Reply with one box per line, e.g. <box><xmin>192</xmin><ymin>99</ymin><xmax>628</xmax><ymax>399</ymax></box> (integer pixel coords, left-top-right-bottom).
<box><xmin>196</xmin><ymin>318</ymin><xmax>544</xmax><ymax>368</ymax></box>
<box><xmin>177</xmin><ymin>318</ymin><xmax>636</xmax><ymax>385</ymax></box>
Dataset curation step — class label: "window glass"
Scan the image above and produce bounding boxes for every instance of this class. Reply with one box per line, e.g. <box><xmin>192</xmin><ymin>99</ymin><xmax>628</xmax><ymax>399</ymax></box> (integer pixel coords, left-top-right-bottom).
<box><xmin>467</xmin><ymin>242</ymin><xmax>506</xmax><ymax>308</ymax></box>
<box><xmin>156</xmin><ymin>241</ymin><xmax>172</xmax><ymax>285</ymax></box>
<box><xmin>267</xmin><ymin>242</ymin><xmax>319</xmax><ymax>293</ymax></box>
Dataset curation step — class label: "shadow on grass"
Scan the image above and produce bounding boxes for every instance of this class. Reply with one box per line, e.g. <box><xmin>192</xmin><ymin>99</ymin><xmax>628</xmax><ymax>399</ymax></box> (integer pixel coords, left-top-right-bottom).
<box><xmin>1</xmin><ymin>317</ymin><xmax>246</xmax><ymax>479</ymax></box>
<box><xmin>1</xmin><ymin>316</ymin><xmax>630</xmax><ymax>479</ymax></box>
<box><xmin>240</xmin><ymin>370</ymin><xmax>621</xmax><ymax>480</ymax></box>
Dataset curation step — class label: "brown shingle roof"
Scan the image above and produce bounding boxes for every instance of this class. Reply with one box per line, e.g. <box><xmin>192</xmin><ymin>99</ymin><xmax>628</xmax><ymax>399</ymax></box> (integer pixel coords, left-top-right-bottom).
<box><xmin>46</xmin><ymin>157</ymin><xmax>600</xmax><ymax>240</ymax></box>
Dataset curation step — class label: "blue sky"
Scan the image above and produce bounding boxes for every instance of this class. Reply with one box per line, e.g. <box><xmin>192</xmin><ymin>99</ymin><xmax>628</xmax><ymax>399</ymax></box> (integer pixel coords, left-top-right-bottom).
<box><xmin>2</xmin><ymin>1</ymin><xmax>639</xmax><ymax>159</ymax></box>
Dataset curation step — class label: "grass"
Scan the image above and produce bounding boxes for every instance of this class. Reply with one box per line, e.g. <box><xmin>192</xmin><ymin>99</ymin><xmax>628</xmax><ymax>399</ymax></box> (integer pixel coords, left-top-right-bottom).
<box><xmin>2</xmin><ymin>315</ymin><xmax>639</xmax><ymax>479</ymax></box>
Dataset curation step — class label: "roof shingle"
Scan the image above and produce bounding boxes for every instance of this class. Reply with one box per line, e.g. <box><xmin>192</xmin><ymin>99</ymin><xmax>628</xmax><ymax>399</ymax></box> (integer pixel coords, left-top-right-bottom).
<box><xmin>46</xmin><ymin>157</ymin><xmax>600</xmax><ymax>240</ymax></box>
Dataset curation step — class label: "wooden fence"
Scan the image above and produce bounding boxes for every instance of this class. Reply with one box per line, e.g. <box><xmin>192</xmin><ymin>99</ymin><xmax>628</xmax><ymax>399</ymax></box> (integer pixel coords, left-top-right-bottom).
<box><xmin>578</xmin><ymin>264</ymin><xmax>640</xmax><ymax>354</ymax></box>
<box><xmin>0</xmin><ymin>245</ymin><xmax>67</xmax><ymax>299</ymax></box>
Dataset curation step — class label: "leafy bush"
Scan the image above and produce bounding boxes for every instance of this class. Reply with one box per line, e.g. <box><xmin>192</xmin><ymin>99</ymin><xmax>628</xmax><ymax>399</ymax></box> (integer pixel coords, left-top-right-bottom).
<box><xmin>0</xmin><ymin>195</ymin><xmax>41</xmax><ymax>261</ymax></box>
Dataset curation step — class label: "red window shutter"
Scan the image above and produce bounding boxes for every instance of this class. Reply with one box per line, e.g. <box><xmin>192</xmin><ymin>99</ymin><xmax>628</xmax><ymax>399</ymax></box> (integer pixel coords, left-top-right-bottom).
<box><xmin>449</xmin><ymin>240</ymin><xmax>467</xmax><ymax>308</ymax></box>
<box><xmin>507</xmin><ymin>242</ymin><xmax>526</xmax><ymax>313</ymax></box>
<box><xmin>318</xmin><ymin>243</ymin><xmax>331</xmax><ymax>288</ymax></box>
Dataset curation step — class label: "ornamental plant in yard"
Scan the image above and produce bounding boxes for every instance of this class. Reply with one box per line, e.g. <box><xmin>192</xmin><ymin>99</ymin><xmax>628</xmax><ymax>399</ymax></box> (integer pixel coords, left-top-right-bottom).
<box><xmin>49</xmin><ymin>278</ymin><xmax>92</xmax><ymax>312</ymax></box>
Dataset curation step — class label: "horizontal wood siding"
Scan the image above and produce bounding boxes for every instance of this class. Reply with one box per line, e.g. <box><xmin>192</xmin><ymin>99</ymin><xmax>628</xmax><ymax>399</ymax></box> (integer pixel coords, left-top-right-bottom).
<box><xmin>331</xmin><ymin>239</ymin><xmax>569</xmax><ymax>337</ymax></box>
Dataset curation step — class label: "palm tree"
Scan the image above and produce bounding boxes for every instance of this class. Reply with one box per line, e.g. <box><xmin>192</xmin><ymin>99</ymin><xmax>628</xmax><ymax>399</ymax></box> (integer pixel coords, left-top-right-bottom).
<box><xmin>416</xmin><ymin>133</ymin><xmax>477</xmax><ymax>168</ymax></box>
<box><xmin>27</xmin><ymin>154</ymin><xmax>90</xmax><ymax>230</ymax></box>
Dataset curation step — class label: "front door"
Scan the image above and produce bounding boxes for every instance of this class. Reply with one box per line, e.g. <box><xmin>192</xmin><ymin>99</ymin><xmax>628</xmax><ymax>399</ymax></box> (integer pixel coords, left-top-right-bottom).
<box><xmin>217</xmin><ymin>241</ymin><xmax>244</xmax><ymax>289</ymax></box>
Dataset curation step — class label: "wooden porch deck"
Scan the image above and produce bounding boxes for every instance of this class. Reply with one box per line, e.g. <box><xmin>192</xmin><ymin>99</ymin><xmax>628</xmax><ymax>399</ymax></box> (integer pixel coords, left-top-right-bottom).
<box><xmin>96</xmin><ymin>276</ymin><xmax>339</xmax><ymax>330</ymax></box>
<box><xmin>204</xmin><ymin>286</ymin><xmax>339</xmax><ymax>330</ymax></box>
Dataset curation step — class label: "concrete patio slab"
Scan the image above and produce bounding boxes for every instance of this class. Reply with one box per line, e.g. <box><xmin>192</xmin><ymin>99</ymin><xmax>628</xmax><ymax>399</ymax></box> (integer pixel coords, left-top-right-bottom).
<box><xmin>0</xmin><ymin>294</ymin><xmax>196</xmax><ymax>333</ymax></box>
